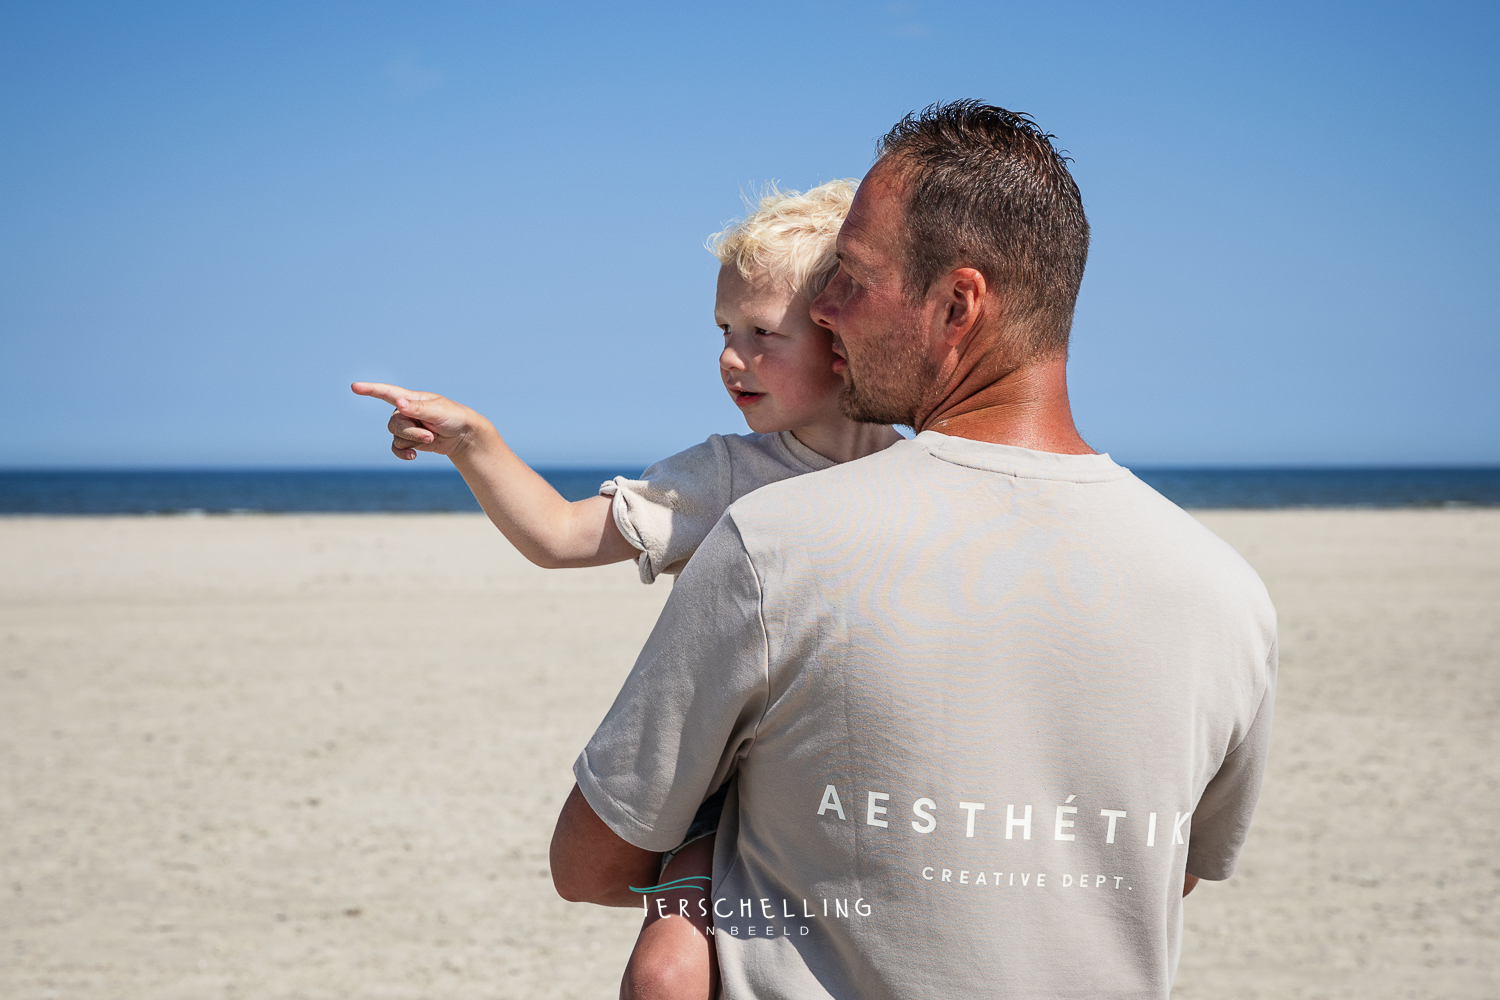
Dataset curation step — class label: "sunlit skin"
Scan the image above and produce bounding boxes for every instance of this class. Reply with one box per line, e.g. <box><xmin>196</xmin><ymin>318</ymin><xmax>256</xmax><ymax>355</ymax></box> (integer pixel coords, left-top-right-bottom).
<box><xmin>715</xmin><ymin>264</ymin><xmax>900</xmax><ymax>462</ymax></box>
<box><xmin>811</xmin><ymin>160</ymin><xmax>1095</xmax><ymax>454</ymax></box>
<box><xmin>808</xmin><ymin>165</ymin><xmax>940</xmax><ymax>427</ymax></box>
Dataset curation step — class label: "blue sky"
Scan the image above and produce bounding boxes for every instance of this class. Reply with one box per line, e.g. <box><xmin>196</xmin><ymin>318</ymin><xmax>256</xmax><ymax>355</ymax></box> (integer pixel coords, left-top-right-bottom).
<box><xmin>2</xmin><ymin>1</ymin><xmax>1496</xmax><ymax>469</ymax></box>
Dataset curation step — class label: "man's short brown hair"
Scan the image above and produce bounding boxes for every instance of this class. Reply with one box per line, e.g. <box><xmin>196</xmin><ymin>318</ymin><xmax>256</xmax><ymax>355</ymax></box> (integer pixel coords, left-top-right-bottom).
<box><xmin>878</xmin><ymin>101</ymin><xmax>1090</xmax><ymax>356</ymax></box>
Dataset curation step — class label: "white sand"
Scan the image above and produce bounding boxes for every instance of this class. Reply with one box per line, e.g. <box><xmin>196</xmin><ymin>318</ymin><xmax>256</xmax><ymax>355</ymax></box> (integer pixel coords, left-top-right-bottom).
<box><xmin>1</xmin><ymin>510</ymin><xmax>1495</xmax><ymax>998</ymax></box>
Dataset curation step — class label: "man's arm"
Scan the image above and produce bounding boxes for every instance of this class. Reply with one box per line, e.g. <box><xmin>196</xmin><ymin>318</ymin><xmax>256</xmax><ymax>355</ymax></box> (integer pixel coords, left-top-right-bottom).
<box><xmin>550</xmin><ymin>784</ymin><xmax>662</xmax><ymax>907</ymax></box>
<box><xmin>351</xmin><ymin>382</ymin><xmax>639</xmax><ymax>568</ymax></box>
<box><xmin>554</xmin><ymin>515</ymin><xmax>768</xmax><ymax>906</ymax></box>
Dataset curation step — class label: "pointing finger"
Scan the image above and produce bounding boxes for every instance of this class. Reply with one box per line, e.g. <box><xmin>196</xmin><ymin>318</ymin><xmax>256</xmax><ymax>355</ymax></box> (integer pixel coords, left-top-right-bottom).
<box><xmin>353</xmin><ymin>381</ymin><xmax>410</xmax><ymax>403</ymax></box>
<box><xmin>352</xmin><ymin>382</ymin><xmax>441</xmax><ymax>407</ymax></box>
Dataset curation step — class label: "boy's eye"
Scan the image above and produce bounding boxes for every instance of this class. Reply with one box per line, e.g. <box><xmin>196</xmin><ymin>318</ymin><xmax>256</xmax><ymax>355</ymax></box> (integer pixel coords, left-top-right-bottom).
<box><xmin>755</xmin><ymin>327</ymin><xmax>772</xmax><ymax>336</ymax></box>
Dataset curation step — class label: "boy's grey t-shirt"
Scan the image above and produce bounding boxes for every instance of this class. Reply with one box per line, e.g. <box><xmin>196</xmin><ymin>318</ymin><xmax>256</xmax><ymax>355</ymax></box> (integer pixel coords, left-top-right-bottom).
<box><xmin>600</xmin><ymin>430</ymin><xmax>835</xmax><ymax>584</ymax></box>
<box><xmin>575</xmin><ymin>431</ymin><xmax>1277</xmax><ymax>1000</ymax></box>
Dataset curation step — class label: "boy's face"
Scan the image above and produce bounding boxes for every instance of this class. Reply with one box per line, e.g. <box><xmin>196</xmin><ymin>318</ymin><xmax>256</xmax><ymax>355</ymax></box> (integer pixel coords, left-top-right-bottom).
<box><xmin>715</xmin><ymin>265</ymin><xmax>846</xmax><ymax>435</ymax></box>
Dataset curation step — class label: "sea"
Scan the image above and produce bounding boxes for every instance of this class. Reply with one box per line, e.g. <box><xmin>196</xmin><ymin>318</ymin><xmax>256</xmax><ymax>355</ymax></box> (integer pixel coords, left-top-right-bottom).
<box><xmin>2</xmin><ymin>466</ymin><xmax>1499</xmax><ymax>515</ymax></box>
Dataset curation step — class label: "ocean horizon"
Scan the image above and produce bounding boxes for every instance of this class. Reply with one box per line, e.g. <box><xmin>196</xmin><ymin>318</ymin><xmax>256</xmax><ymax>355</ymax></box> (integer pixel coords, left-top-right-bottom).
<box><xmin>2</xmin><ymin>466</ymin><xmax>1499</xmax><ymax>516</ymax></box>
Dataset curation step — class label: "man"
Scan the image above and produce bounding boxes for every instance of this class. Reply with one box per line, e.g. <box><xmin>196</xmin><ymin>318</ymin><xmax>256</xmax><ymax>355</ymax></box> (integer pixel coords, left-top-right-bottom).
<box><xmin>551</xmin><ymin>101</ymin><xmax>1276</xmax><ymax>999</ymax></box>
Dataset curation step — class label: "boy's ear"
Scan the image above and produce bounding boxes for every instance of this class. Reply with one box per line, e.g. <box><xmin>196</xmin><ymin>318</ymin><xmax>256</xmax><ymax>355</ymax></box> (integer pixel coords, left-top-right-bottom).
<box><xmin>939</xmin><ymin>267</ymin><xmax>987</xmax><ymax>348</ymax></box>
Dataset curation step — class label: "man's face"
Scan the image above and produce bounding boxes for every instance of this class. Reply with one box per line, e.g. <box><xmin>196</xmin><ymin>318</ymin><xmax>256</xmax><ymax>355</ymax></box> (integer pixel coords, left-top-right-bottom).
<box><xmin>810</xmin><ymin>163</ymin><xmax>938</xmax><ymax>427</ymax></box>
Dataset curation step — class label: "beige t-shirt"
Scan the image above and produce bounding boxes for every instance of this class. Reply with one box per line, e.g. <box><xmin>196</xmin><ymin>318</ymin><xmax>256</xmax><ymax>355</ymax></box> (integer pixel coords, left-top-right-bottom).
<box><xmin>577</xmin><ymin>431</ymin><xmax>1277</xmax><ymax>999</ymax></box>
<box><xmin>600</xmin><ymin>430</ymin><xmax>836</xmax><ymax>584</ymax></box>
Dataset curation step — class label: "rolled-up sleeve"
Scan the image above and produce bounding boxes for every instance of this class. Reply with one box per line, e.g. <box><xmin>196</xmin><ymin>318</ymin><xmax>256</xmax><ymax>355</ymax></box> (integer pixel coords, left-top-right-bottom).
<box><xmin>599</xmin><ymin>436</ymin><xmax>733</xmax><ymax>584</ymax></box>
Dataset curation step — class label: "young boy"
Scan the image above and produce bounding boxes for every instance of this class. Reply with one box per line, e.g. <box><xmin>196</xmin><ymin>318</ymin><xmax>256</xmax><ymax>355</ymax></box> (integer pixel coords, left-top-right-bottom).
<box><xmin>352</xmin><ymin>180</ymin><xmax>900</xmax><ymax>999</ymax></box>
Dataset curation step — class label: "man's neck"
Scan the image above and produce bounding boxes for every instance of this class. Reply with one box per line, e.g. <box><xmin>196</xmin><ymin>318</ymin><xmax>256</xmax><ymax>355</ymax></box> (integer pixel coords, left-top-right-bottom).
<box><xmin>919</xmin><ymin>355</ymin><xmax>1095</xmax><ymax>455</ymax></box>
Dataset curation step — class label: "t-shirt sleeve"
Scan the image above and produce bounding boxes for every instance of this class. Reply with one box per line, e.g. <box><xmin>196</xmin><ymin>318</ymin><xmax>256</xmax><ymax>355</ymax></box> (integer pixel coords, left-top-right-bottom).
<box><xmin>573</xmin><ymin>514</ymin><xmax>768</xmax><ymax>852</ymax></box>
<box><xmin>1186</xmin><ymin>640</ymin><xmax>1278</xmax><ymax>880</ymax></box>
<box><xmin>598</xmin><ymin>436</ymin><xmax>733</xmax><ymax>584</ymax></box>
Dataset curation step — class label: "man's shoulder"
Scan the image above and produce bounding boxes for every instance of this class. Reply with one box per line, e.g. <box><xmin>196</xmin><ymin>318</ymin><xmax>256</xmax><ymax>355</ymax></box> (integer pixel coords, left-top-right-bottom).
<box><xmin>725</xmin><ymin>437</ymin><xmax>1272</xmax><ymax>609</ymax></box>
<box><xmin>1113</xmin><ymin>478</ymin><xmax>1277</xmax><ymax>630</ymax></box>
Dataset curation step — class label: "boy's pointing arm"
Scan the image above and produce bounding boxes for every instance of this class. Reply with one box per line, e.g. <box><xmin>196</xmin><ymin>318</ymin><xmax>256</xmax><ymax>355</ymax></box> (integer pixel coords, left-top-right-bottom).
<box><xmin>350</xmin><ymin>382</ymin><xmax>639</xmax><ymax>569</ymax></box>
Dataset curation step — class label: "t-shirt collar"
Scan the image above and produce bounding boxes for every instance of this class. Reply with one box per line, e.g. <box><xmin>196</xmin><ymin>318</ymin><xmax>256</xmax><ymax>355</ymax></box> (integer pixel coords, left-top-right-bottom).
<box><xmin>915</xmin><ymin>430</ymin><xmax>1128</xmax><ymax>484</ymax></box>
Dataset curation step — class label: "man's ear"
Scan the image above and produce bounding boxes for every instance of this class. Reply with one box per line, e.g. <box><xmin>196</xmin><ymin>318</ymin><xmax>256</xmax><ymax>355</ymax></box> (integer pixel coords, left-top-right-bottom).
<box><xmin>939</xmin><ymin>268</ymin><xmax>987</xmax><ymax>348</ymax></box>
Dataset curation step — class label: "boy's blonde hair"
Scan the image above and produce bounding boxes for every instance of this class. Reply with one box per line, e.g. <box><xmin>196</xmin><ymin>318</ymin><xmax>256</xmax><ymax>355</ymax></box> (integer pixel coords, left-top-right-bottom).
<box><xmin>708</xmin><ymin>178</ymin><xmax>858</xmax><ymax>300</ymax></box>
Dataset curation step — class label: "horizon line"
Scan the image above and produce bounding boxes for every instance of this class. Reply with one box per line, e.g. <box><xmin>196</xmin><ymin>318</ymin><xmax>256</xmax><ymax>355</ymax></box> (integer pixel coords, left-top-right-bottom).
<box><xmin>3</xmin><ymin>463</ymin><xmax>1500</xmax><ymax>474</ymax></box>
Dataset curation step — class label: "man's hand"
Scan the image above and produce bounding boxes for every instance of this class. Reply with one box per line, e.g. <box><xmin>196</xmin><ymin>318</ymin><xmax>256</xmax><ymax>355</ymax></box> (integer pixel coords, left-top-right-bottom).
<box><xmin>551</xmin><ymin>784</ymin><xmax>662</xmax><ymax>908</ymax></box>
<box><xmin>351</xmin><ymin>382</ymin><xmax>488</xmax><ymax>461</ymax></box>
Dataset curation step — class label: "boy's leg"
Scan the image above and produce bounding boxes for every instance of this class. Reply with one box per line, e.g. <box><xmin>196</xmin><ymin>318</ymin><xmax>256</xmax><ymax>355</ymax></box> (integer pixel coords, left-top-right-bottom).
<box><xmin>620</xmin><ymin>834</ymin><xmax>718</xmax><ymax>1000</ymax></box>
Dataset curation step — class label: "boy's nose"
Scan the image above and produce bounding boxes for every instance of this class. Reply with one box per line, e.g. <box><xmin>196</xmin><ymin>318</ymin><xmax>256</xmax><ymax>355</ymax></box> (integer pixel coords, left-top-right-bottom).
<box><xmin>720</xmin><ymin>342</ymin><xmax>745</xmax><ymax>372</ymax></box>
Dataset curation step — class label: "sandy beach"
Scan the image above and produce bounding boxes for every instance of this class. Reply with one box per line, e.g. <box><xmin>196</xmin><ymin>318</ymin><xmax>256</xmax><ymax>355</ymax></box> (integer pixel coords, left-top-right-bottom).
<box><xmin>2</xmin><ymin>510</ymin><xmax>1496</xmax><ymax>999</ymax></box>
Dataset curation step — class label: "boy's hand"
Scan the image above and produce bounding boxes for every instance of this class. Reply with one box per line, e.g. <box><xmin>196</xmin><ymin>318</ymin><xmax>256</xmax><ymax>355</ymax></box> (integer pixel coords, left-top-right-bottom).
<box><xmin>351</xmin><ymin>382</ymin><xmax>488</xmax><ymax>461</ymax></box>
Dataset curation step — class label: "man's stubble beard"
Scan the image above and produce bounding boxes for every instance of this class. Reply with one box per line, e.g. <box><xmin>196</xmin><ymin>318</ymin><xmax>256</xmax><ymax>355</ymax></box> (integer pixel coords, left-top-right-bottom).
<box><xmin>837</xmin><ymin>327</ymin><xmax>940</xmax><ymax>427</ymax></box>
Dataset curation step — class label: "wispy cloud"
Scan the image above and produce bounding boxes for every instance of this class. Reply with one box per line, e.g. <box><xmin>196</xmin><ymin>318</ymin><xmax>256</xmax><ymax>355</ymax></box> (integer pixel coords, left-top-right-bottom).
<box><xmin>881</xmin><ymin>2</ymin><xmax>931</xmax><ymax>37</ymax></box>
<box><xmin>386</xmin><ymin>53</ymin><xmax>446</xmax><ymax>103</ymax></box>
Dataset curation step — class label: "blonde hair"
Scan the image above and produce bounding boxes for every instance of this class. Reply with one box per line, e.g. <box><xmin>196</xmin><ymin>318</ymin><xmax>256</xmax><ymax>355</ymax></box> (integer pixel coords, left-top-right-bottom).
<box><xmin>707</xmin><ymin>178</ymin><xmax>857</xmax><ymax>300</ymax></box>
